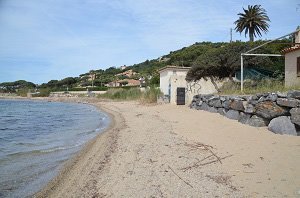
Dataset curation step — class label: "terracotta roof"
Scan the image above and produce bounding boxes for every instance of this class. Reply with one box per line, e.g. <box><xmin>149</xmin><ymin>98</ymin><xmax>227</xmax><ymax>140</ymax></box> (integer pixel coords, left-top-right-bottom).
<box><xmin>281</xmin><ymin>45</ymin><xmax>300</xmax><ymax>54</ymax></box>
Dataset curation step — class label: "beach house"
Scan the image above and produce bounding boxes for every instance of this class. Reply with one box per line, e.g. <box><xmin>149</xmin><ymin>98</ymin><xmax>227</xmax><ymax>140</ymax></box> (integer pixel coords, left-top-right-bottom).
<box><xmin>282</xmin><ymin>29</ymin><xmax>300</xmax><ymax>87</ymax></box>
<box><xmin>159</xmin><ymin>66</ymin><xmax>226</xmax><ymax>105</ymax></box>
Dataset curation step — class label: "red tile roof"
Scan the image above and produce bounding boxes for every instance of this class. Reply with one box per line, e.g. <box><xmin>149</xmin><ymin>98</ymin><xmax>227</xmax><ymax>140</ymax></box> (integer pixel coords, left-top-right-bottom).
<box><xmin>281</xmin><ymin>45</ymin><xmax>300</xmax><ymax>54</ymax></box>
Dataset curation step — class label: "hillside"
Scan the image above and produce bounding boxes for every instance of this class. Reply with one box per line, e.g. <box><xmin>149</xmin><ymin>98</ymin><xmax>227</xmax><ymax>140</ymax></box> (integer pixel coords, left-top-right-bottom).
<box><xmin>0</xmin><ymin>39</ymin><xmax>291</xmax><ymax>96</ymax></box>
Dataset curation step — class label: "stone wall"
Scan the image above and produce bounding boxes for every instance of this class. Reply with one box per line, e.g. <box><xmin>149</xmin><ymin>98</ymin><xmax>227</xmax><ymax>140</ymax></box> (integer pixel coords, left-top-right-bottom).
<box><xmin>190</xmin><ymin>91</ymin><xmax>300</xmax><ymax>136</ymax></box>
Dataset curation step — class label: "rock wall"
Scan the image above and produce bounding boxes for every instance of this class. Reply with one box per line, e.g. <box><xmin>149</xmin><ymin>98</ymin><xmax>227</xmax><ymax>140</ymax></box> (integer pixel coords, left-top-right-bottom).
<box><xmin>190</xmin><ymin>90</ymin><xmax>300</xmax><ymax>136</ymax></box>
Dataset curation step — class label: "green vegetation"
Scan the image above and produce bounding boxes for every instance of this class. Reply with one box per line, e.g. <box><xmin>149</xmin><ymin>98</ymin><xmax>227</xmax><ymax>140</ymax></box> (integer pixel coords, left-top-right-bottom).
<box><xmin>98</xmin><ymin>87</ymin><xmax>162</xmax><ymax>103</ymax></box>
<box><xmin>186</xmin><ymin>40</ymin><xmax>289</xmax><ymax>83</ymax></box>
<box><xmin>0</xmin><ymin>80</ymin><xmax>36</xmax><ymax>96</ymax></box>
<box><xmin>234</xmin><ymin>5</ymin><xmax>270</xmax><ymax>42</ymax></box>
<box><xmin>220</xmin><ymin>79</ymin><xmax>300</xmax><ymax>95</ymax></box>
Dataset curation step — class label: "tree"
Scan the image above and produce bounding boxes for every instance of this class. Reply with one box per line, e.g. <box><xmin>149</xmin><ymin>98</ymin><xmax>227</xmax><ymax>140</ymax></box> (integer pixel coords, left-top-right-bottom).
<box><xmin>234</xmin><ymin>5</ymin><xmax>270</xmax><ymax>42</ymax></box>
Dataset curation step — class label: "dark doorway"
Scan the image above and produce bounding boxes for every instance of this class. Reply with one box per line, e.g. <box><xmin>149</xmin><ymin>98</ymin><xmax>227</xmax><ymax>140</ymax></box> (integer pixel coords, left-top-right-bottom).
<box><xmin>176</xmin><ymin>87</ymin><xmax>185</xmax><ymax>105</ymax></box>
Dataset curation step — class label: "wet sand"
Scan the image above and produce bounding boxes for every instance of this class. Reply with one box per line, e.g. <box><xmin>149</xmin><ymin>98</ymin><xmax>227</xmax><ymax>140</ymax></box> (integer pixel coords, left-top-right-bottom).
<box><xmin>35</xmin><ymin>99</ymin><xmax>300</xmax><ymax>197</ymax></box>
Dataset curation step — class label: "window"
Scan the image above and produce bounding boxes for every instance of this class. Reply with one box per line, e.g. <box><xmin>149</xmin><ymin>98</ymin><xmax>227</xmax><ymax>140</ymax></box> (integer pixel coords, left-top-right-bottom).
<box><xmin>298</xmin><ymin>57</ymin><xmax>300</xmax><ymax>77</ymax></box>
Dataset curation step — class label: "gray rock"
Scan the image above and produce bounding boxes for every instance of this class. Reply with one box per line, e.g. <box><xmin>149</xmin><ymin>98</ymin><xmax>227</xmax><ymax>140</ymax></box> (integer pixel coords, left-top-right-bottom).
<box><xmin>220</xmin><ymin>96</ymin><xmax>226</xmax><ymax>102</ymax></box>
<box><xmin>199</xmin><ymin>102</ymin><xmax>210</xmax><ymax>111</ymax></box>
<box><xmin>229</xmin><ymin>100</ymin><xmax>245</xmax><ymax>111</ymax></box>
<box><xmin>225</xmin><ymin>110</ymin><xmax>240</xmax><ymax>120</ymax></box>
<box><xmin>287</xmin><ymin>90</ymin><xmax>300</xmax><ymax>99</ymax></box>
<box><xmin>230</xmin><ymin>96</ymin><xmax>244</xmax><ymax>101</ymax></box>
<box><xmin>268</xmin><ymin>116</ymin><xmax>297</xmax><ymax>136</ymax></box>
<box><xmin>250</xmin><ymin>95</ymin><xmax>259</xmax><ymax>101</ymax></box>
<box><xmin>217</xmin><ymin>108</ymin><xmax>227</xmax><ymax>116</ymax></box>
<box><xmin>258</xmin><ymin>96</ymin><xmax>267</xmax><ymax>103</ymax></box>
<box><xmin>197</xmin><ymin>100</ymin><xmax>203</xmax><ymax>106</ymax></box>
<box><xmin>247</xmin><ymin>115</ymin><xmax>268</xmax><ymax>127</ymax></box>
<box><xmin>248</xmin><ymin>99</ymin><xmax>258</xmax><ymax>105</ymax></box>
<box><xmin>290</xmin><ymin>108</ymin><xmax>300</xmax><ymax>126</ymax></box>
<box><xmin>222</xmin><ymin>100</ymin><xmax>231</xmax><ymax>109</ymax></box>
<box><xmin>276</xmin><ymin>98</ymin><xmax>299</xmax><ymax>108</ymax></box>
<box><xmin>208</xmin><ymin>98</ymin><xmax>222</xmax><ymax>108</ymax></box>
<box><xmin>265</xmin><ymin>93</ymin><xmax>278</xmax><ymax>102</ymax></box>
<box><xmin>255</xmin><ymin>101</ymin><xmax>289</xmax><ymax>119</ymax></box>
<box><xmin>190</xmin><ymin>102</ymin><xmax>197</xmax><ymax>109</ymax></box>
<box><xmin>207</xmin><ymin>106</ymin><xmax>218</xmax><ymax>113</ymax></box>
<box><xmin>238</xmin><ymin>112</ymin><xmax>251</xmax><ymax>124</ymax></box>
<box><xmin>244</xmin><ymin>103</ymin><xmax>255</xmax><ymax>114</ymax></box>
<box><xmin>276</xmin><ymin>91</ymin><xmax>287</xmax><ymax>98</ymax></box>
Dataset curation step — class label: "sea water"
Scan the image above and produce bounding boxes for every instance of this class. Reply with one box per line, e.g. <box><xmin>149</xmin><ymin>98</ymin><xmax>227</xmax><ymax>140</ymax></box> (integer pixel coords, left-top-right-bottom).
<box><xmin>0</xmin><ymin>99</ymin><xmax>110</xmax><ymax>197</ymax></box>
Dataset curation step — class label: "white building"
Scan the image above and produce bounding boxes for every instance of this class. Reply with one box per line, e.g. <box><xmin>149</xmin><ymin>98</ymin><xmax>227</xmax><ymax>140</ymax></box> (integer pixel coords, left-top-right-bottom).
<box><xmin>283</xmin><ymin>29</ymin><xmax>300</xmax><ymax>87</ymax></box>
<box><xmin>159</xmin><ymin>66</ymin><xmax>227</xmax><ymax>105</ymax></box>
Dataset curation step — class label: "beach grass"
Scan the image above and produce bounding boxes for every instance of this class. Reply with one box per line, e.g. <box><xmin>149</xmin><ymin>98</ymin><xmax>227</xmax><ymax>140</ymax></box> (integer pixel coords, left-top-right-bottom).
<box><xmin>98</xmin><ymin>87</ymin><xmax>162</xmax><ymax>103</ymax></box>
<box><xmin>220</xmin><ymin>79</ymin><xmax>300</xmax><ymax>95</ymax></box>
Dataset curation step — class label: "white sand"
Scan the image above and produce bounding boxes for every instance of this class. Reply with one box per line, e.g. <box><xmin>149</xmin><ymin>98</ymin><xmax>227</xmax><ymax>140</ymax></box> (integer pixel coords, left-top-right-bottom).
<box><xmin>36</xmin><ymin>100</ymin><xmax>300</xmax><ymax>197</ymax></box>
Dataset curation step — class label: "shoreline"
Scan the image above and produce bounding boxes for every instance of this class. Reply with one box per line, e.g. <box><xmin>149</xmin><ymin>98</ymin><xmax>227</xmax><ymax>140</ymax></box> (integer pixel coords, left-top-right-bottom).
<box><xmin>34</xmin><ymin>98</ymin><xmax>124</xmax><ymax>197</ymax></box>
<box><xmin>2</xmin><ymin>97</ymin><xmax>299</xmax><ymax>197</ymax></box>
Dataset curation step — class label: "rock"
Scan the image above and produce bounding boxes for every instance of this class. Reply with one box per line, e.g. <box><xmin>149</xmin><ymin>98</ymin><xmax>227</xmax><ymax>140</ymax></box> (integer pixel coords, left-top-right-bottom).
<box><xmin>220</xmin><ymin>96</ymin><xmax>226</xmax><ymax>102</ymax></box>
<box><xmin>217</xmin><ymin>108</ymin><xmax>226</xmax><ymax>116</ymax></box>
<box><xmin>222</xmin><ymin>100</ymin><xmax>231</xmax><ymax>109</ymax></box>
<box><xmin>190</xmin><ymin>102</ymin><xmax>197</xmax><ymax>109</ymax></box>
<box><xmin>208</xmin><ymin>98</ymin><xmax>222</xmax><ymax>108</ymax></box>
<box><xmin>207</xmin><ymin>106</ymin><xmax>218</xmax><ymax>113</ymax></box>
<box><xmin>229</xmin><ymin>100</ymin><xmax>245</xmax><ymax>111</ymax></box>
<box><xmin>244</xmin><ymin>103</ymin><xmax>255</xmax><ymax>114</ymax></box>
<box><xmin>248</xmin><ymin>115</ymin><xmax>269</xmax><ymax>127</ymax></box>
<box><xmin>287</xmin><ymin>90</ymin><xmax>300</xmax><ymax>99</ymax></box>
<box><xmin>238</xmin><ymin>112</ymin><xmax>251</xmax><ymax>124</ymax></box>
<box><xmin>290</xmin><ymin>108</ymin><xmax>300</xmax><ymax>126</ymax></box>
<box><xmin>230</xmin><ymin>96</ymin><xmax>244</xmax><ymax>101</ymax></box>
<box><xmin>201</xmin><ymin>94</ymin><xmax>214</xmax><ymax>102</ymax></box>
<box><xmin>276</xmin><ymin>98</ymin><xmax>299</xmax><ymax>108</ymax></box>
<box><xmin>276</xmin><ymin>91</ymin><xmax>287</xmax><ymax>98</ymax></box>
<box><xmin>265</xmin><ymin>93</ymin><xmax>278</xmax><ymax>102</ymax></box>
<box><xmin>197</xmin><ymin>100</ymin><xmax>203</xmax><ymax>106</ymax></box>
<box><xmin>241</xmin><ymin>95</ymin><xmax>251</xmax><ymax>101</ymax></box>
<box><xmin>199</xmin><ymin>102</ymin><xmax>210</xmax><ymax>111</ymax></box>
<box><xmin>268</xmin><ymin>116</ymin><xmax>297</xmax><ymax>136</ymax></box>
<box><xmin>255</xmin><ymin>101</ymin><xmax>289</xmax><ymax>119</ymax></box>
<box><xmin>225</xmin><ymin>110</ymin><xmax>240</xmax><ymax>120</ymax></box>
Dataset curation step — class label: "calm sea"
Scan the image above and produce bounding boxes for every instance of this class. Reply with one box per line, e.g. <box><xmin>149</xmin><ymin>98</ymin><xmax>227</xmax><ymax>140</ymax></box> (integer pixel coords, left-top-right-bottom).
<box><xmin>0</xmin><ymin>99</ymin><xmax>110</xmax><ymax>197</ymax></box>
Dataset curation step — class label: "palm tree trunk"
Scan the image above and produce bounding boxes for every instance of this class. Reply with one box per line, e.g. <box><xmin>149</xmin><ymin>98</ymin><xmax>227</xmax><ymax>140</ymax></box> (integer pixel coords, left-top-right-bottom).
<box><xmin>249</xmin><ymin>28</ymin><xmax>254</xmax><ymax>42</ymax></box>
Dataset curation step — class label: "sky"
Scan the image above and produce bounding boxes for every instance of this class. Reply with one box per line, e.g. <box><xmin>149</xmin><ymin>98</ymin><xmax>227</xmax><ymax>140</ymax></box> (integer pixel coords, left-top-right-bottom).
<box><xmin>0</xmin><ymin>0</ymin><xmax>299</xmax><ymax>84</ymax></box>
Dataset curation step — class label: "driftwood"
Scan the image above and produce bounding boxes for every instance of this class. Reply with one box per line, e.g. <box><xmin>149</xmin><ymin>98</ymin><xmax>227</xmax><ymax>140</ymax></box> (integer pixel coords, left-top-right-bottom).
<box><xmin>182</xmin><ymin>142</ymin><xmax>233</xmax><ymax>172</ymax></box>
<box><xmin>168</xmin><ymin>165</ymin><xmax>193</xmax><ymax>188</ymax></box>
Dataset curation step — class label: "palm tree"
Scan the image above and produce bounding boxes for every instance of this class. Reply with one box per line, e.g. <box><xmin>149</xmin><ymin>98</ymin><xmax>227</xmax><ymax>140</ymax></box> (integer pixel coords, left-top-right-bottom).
<box><xmin>234</xmin><ymin>5</ymin><xmax>270</xmax><ymax>42</ymax></box>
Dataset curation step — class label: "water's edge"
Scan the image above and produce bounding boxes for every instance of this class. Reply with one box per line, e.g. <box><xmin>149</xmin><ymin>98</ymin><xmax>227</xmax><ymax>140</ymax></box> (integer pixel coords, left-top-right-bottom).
<box><xmin>33</xmin><ymin>98</ymin><xmax>115</xmax><ymax>197</ymax></box>
<box><xmin>0</xmin><ymin>97</ymin><xmax>112</xmax><ymax>197</ymax></box>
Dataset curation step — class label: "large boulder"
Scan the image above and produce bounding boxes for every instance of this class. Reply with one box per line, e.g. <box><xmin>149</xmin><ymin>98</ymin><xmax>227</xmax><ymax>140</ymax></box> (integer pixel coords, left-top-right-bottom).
<box><xmin>255</xmin><ymin>101</ymin><xmax>289</xmax><ymax>119</ymax></box>
<box><xmin>287</xmin><ymin>90</ymin><xmax>300</xmax><ymax>99</ymax></box>
<box><xmin>222</xmin><ymin>100</ymin><xmax>231</xmax><ymax>109</ymax></box>
<box><xmin>217</xmin><ymin>108</ymin><xmax>227</xmax><ymax>116</ymax></box>
<box><xmin>208</xmin><ymin>98</ymin><xmax>222</xmax><ymax>108</ymax></box>
<box><xmin>247</xmin><ymin>115</ymin><xmax>269</xmax><ymax>127</ymax></box>
<box><xmin>199</xmin><ymin>102</ymin><xmax>210</xmax><ymax>111</ymax></box>
<box><xmin>265</xmin><ymin>93</ymin><xmax>278</xmax><ymax>102</ymax></box>
<box><xmin>229</xmin><ymin>100</ymin><xmax>245</xmax><ymax>111</ymax></box>
<box><xmin>290</xmin><ymin>108</ymin><xmax>300</xmax><ymax>126</ymax></box>
<box><xmin>225</xmin><ymin>110</ymin><xmax>240</xmax><ymax>120</ymax></box>
<box><xmin>238</xmin><ymin>112</ymin><xmax>251</xmax><ymax>124</ymax></box>
<box><xmin>268</xmin><ymin>116</ymin><xmax>297</xmax><ymax>136</ymax></box>
<box><xmin>276</xmin><ymin>98</ymin><xmax>299</xmax><ymax>108</ymax></box>
<box><xmin>244</xmin><ymin>103</ymin><xmax>255</xmax><ymax>114</ymax></box>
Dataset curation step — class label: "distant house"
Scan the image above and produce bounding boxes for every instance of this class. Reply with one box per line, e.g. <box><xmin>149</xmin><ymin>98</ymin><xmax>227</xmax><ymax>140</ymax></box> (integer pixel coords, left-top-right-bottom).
<box><xmin>282</xmin><ymin>29</ymin><xmax>300</xmax><ymax>87</ymax></box>
<box><xmin>106</xmin><ymin>79</ymin><xmax>140</xmax><ymax>87</ymax></box>
<box><xmin>115</xmin><ymin>69</ymin><xmax>137</xmax><ymax>78</ymax></box>
<box><xmin>120</xmin><ymin>65</ymin><xmax>127</xmax><ymax>70</ymax></box>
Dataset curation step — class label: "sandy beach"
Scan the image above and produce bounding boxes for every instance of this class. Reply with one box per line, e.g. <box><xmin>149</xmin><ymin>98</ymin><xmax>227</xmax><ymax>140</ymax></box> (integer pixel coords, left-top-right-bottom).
<box><xmin>35</xmin><ymin>99</ymin><xmax>300</xmax><ymax>197</ymax></box>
